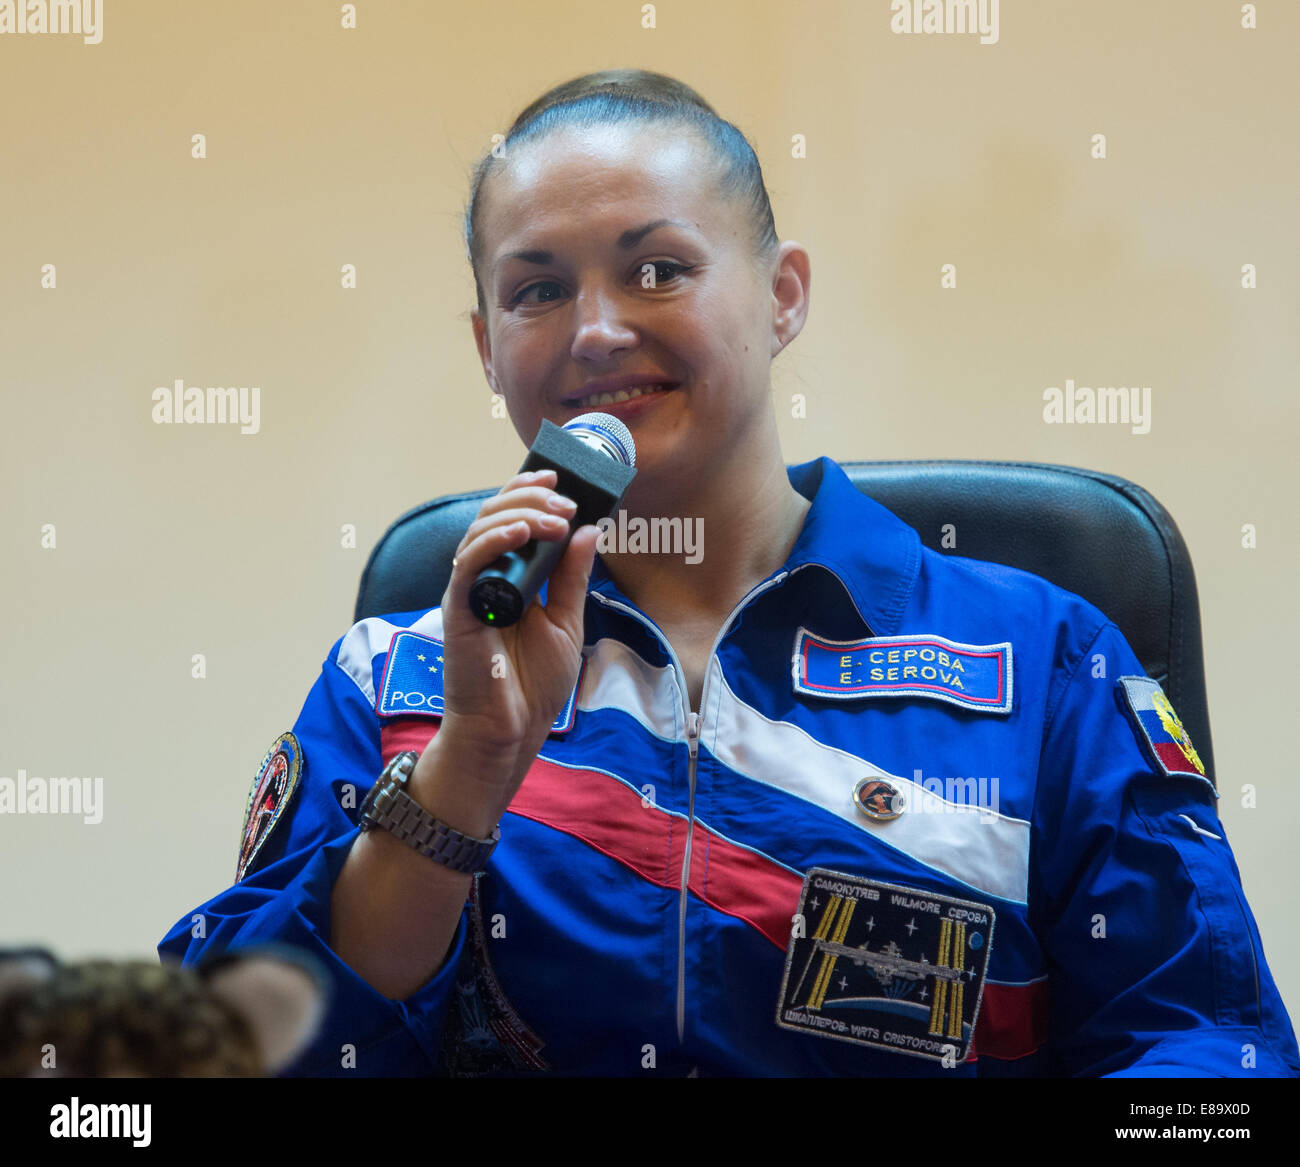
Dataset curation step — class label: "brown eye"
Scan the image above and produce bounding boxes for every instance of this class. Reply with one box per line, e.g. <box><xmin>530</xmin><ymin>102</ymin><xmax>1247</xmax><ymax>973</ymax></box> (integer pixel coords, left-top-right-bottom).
<box><xmin>510</xmin><ymin>279</ymin><xmax>565</xmax><ymax>306</ymax></box>
<box><xmin>510</xmin><ymin>261</ymin><xmax>692</xmax><ymax>307</ymax></box>
<box><xmin>643</xmin><ymin>261</ymin><xmax>692</xmax><ymax>284</ymax></box>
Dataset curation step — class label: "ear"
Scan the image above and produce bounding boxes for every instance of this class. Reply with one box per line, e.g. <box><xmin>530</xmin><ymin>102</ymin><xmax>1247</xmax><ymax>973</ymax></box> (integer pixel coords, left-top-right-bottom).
<box><xmin>769</xmin><ymin>240</ymin><xmax>811</xmax><ymax>358</ymax></box>
<box><xmin>0</xmin><ymin>948</ymin><xmax>58</xmax><ymax>1004</ymax></box>
<box><xmin>197</xmin><ymin>946</ymin><xmax>329</xmax><ymax>1074</ymax></box>
<box><xmin>471</xmin><ymin>308</ymin><xmax>501</xmax><ymax>397</ymax></box>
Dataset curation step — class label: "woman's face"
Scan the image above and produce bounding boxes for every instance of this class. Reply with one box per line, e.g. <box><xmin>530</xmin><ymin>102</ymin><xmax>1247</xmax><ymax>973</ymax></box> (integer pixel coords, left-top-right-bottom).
<box><xmin>471</xmin><ymin>122</ymin><xmax>808</xmax><ymax>491</ymax></box>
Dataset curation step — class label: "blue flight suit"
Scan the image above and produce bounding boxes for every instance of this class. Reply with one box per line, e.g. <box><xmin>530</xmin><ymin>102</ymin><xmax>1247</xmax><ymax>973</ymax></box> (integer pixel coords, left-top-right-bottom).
<box><xmin>159</xmin><ymin>456</ymin><xmax>1300</xmax><ymax>1077</ymax></box>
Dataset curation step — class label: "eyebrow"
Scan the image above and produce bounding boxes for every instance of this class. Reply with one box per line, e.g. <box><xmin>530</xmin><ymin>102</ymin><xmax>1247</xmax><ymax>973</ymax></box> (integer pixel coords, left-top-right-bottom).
<box><xmin>495</xmin><ymin>218</ymin><xmax>696</xmax><ymax>275</ymax></box>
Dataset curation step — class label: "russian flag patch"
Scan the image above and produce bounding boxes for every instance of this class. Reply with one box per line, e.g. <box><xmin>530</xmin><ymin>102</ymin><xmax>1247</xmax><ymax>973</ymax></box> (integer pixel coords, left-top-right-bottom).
<box><xmin>1117</xmin><ymin>676</ymin><xmax>1212</xmax><ymax>791</ymax></box>
<box><xmin>792</xmin><ymin>630</ymin><xmax>1013</xmax><ymax>714</ymax></box>
<box><xmin>375</xmin><ymin>631</ymin><xmax>582</xmax><ymax>735</ymax></box>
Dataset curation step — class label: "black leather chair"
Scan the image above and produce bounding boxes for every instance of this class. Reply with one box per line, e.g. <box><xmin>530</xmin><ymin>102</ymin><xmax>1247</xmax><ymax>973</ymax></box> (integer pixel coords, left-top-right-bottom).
<box><xmin>355</xmin><ymin>459</ymin><xmax>1216</xmax><ymax>788</ymax></box>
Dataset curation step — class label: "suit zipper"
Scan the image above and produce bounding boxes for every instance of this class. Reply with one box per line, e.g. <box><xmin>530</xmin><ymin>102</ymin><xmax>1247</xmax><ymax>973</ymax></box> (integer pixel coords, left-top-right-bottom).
<box><xmin>589</xmin><ymin>570</ymin><xmax>795</xmax><ymax>1054</ymax></box>
<box><xmin>677</xmin><ymin>709</ymin><xmax>700</xmax><ymax>1044</ymax></box>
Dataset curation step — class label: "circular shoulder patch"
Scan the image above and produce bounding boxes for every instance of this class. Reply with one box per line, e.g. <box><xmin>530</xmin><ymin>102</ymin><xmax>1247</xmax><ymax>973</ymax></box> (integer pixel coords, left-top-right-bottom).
<box><xmin>236</xmin><ymin>732</ymin><xmax>303</xmax><ymax>882</ymax></box>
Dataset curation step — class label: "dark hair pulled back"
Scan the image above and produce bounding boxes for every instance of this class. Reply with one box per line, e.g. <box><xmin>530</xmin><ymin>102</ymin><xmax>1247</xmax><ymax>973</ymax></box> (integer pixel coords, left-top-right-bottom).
<box><xmin>463</xmin><ymin>69</ymin><xmax>779</xmax><ymax>315</ymax></box>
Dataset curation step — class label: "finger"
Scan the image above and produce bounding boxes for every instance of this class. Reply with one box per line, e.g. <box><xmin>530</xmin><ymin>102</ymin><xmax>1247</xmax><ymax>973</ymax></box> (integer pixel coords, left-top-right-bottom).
<box><xmin>469</xmin><ymin>486</ymin><xmax>578</xmax><ymax>526</ymax></box>
<box><xmin>454</xmin><ymin>485</ymin><xmax>576</xmax><ymax>555</ymax></box>
<box><xmin>443</xmin><ymin>519</ymin><xmax>536</xmax><ymax>614</ymax></box>
<box><xmin>543</xmin><ymin>523</ymin><xmax>601</xmax><ymax>634</ymax></box>
<box><xmin>459</xmin><ymin>506</ymin><xmax>574</xmax><ymax>551</ymax></box>
<box><xmin>503</xmin><ymin>468</ymin><xmax>557</xmax><ymax>493</ymax></box>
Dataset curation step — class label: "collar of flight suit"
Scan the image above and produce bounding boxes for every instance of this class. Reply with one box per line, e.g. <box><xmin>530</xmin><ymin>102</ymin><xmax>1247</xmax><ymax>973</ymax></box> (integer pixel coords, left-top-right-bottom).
<box><xmin>585</xmin><ymin>455</ymin><xmax>923</xmax><ymax>639</ymax></box>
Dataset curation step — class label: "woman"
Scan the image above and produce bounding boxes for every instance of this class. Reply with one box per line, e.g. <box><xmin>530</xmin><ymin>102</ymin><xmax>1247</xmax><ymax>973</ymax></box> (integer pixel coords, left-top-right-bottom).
<box><xmin>161</xmin><ymin>71</ymin><xmax>1298</xmax><ymax>1078</ymax></box>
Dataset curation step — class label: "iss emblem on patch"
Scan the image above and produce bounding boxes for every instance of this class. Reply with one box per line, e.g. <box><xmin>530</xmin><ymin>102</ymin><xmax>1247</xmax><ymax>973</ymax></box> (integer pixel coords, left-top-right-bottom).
<box><xmin>775</xmin><ymin>869</ymin><xmax>995</xmax><ymax>1064</ymax></box>
<box><xmin>236</xmin><ymin>731</ymin><xmax>303</xmax><ymax>882</ymax></box>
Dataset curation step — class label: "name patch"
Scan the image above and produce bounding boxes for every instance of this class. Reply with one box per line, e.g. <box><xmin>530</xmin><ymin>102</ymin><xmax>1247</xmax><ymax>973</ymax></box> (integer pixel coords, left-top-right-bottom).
<box><xmin>776</xmin><ymin>869</ymin><xmax>996</xmax><ymax>1064</ymax></box>
<box><xmin>375</xmin><ymin>631</ymin><xmax>582</xmax><ymax>735</ymax></box>
<box><xmin>792</xmin><ymin>630</ymin><xmax>1013</xmax><ymax>714</ymax></box>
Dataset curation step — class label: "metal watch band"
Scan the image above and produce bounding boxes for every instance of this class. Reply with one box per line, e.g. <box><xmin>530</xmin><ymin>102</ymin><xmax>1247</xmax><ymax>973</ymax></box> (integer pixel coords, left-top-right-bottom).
<box><xmin>359</xmin><ymin>750</ymin><xmax>500</xmax><ymax>874</ymax></box>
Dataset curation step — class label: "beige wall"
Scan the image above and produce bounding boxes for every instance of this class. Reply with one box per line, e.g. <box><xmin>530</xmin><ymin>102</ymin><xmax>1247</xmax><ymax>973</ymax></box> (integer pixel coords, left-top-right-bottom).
<box><xmin>3</xmin><ymin>0</ymin><xmax>1297</xmax><ymax>1043</ymax></box>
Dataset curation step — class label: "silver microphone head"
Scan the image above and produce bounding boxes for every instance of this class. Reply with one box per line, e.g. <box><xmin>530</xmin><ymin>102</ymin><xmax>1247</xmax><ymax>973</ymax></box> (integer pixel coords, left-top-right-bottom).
<box><xmin>563</xmin><ymin>412</ymin><xmax>636</xmax><ymax>467</ymax></box>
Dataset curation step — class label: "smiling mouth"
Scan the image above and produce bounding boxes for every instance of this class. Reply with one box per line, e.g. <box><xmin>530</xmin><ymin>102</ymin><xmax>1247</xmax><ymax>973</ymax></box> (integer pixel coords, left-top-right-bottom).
<box><xmin>565</xmin><ymin>382</ymin><xmax>680</xmax><ymax>410</ymax></box>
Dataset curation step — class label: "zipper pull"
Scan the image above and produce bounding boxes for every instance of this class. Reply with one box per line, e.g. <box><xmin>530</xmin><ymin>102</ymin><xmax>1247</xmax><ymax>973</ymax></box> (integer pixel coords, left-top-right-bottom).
<box><xmin>687</xmin><ymin>711</ymin><xmax>700</xmax><ymax>759</ymax></box>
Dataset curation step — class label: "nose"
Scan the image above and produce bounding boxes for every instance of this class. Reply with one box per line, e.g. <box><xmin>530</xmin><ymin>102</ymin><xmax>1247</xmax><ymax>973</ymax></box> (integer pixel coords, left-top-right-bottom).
<box><xmin>569</xmin><ymin>281</ymin><xmax>638</xmax><ymax>363</ymax></box>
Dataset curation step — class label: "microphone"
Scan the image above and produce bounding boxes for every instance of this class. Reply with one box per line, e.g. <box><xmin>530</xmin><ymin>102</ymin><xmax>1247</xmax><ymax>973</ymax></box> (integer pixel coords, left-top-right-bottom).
<box><xmin>468</xmin><ymin>412</ymin><xmax>637</xmax><ymax>627</ymax></box>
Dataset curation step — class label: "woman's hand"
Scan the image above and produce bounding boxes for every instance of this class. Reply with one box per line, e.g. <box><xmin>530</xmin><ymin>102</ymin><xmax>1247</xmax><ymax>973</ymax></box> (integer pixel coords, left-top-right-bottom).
<box><xmin>413</xmin><ymin>468</ymin><xmax>600</xmax><ymax>816</ymax></box>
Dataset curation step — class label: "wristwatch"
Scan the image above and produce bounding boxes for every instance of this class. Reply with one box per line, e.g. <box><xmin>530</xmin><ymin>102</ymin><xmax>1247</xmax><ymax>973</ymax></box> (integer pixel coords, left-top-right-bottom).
<box><xmin>358</xmin><ymin>750</ymin><xmax>500</xmax><ymax>873</ymax></box>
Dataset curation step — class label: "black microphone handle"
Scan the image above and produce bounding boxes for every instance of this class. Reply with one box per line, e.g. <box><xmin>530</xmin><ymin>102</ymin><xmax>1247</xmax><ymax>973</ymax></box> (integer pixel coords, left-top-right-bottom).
<box><xmin>468</xmin><ymin>528</ymin><xmax>571</xmax><ymax>628</ymax></box>
<box><xmin>468</xmin><ymin>420</ymin><xmax>636</xmax><ymax>627</ymax></box>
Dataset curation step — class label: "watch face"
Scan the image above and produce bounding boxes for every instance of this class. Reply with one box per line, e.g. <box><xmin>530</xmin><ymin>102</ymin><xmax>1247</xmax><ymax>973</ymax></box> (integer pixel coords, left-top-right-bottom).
<box><xmin>359</xmin><ymin>769</ymin><xmax>396</xmax><ymax>822</ymax></box>
<box><xmin>364</xmin><ymin>753</ymin><xmax>413</xmax><ymax>812</ymax></box>
<box><xmin>385</xmin><ymin>751</ymin><xmax>417</xmax><ymax>787</ymax></box>
<box><xmin>357</xmin><ymin>752</ymin><xmax>499</xmax><ymax>871</ymax></box>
